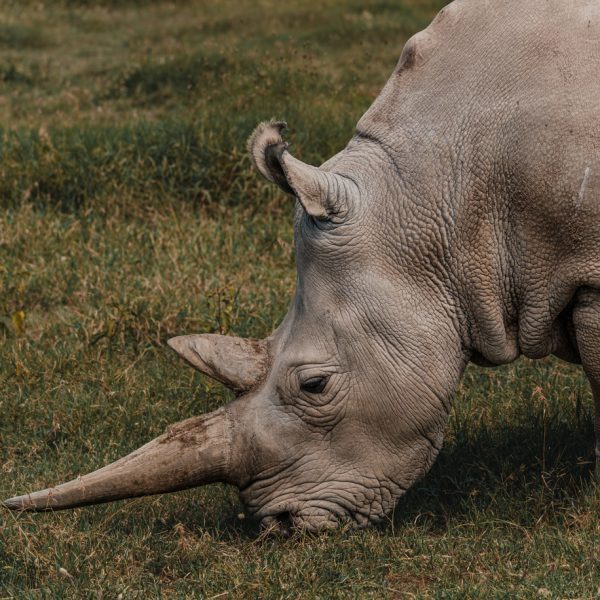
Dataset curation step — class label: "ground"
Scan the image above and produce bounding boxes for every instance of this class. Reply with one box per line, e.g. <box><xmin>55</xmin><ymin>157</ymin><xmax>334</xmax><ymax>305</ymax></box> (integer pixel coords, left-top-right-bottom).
<box><xmin>0</xmin><ymin>0</ymin><xmax>599</xmax><ymax>597</ymax></box>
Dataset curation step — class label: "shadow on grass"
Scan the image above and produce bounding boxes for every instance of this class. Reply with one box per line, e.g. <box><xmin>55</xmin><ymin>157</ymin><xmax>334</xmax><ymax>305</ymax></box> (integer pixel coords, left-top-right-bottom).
<box><xmin>393</xmin><ymin>415</ymin><xmax>596</xmax><ymax>531</ymax></box>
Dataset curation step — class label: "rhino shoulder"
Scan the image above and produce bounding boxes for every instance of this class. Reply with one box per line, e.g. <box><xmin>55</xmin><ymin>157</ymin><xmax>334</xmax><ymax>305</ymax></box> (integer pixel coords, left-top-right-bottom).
<box><xmin>359</xmin><ymin>0</ymin><xmax>600</xmax><ymax>136</ymax></box>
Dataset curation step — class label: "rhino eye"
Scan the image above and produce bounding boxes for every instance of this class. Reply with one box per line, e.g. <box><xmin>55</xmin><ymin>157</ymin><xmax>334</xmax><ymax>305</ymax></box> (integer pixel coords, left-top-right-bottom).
<box><xmin>300</xmin><ymin>375</ymin><xmax>328</xmax><ymax>394</ymax></box>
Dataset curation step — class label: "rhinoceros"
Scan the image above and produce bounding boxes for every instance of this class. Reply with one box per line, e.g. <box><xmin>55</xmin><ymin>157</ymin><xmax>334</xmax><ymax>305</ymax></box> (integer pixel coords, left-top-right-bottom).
<box><xmin>5</xmin><ymin>0</ymin><xmax>600</xmax><ymax>532</ymax></box>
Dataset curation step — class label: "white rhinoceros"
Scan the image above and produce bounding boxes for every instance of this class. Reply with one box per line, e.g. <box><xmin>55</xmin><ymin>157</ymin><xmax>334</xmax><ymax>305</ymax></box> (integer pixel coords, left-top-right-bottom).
<box><xmin>5</xmin><ymin>0</ymin><xmax>600</xmax><ymax>532</ymax></box>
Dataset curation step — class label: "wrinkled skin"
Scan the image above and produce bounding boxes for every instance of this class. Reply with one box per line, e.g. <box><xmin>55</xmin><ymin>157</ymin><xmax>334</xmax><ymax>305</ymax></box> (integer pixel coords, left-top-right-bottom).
<box><xmin>6</xmin><ymin>0</ymin><xmax>600</xmax><ymax>533</ymax></box>
<box><xmin>231</xmin><ymin>226</ymin><xmax>465</xmax><ymax>529</ymax></box>
<box><xmin>231</xmin><ymin>0</ymin><xmax>600</xmax><ymax>529</ymax></box>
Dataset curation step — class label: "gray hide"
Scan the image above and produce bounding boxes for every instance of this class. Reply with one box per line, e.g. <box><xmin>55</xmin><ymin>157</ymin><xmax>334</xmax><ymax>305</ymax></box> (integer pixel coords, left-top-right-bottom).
<box><xmin>5</xmin><ymin>0</ymin><xmax>600</xmax><ymax>533</ymax></box>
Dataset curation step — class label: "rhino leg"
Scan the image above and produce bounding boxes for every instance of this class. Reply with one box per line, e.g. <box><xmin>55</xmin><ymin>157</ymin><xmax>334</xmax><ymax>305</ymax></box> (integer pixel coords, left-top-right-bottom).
<box><xmin>590</xmin><ymin>383</ymin><xmax>600</xmax><ymax>479</ymax></box>
<box><xmin>572</xmin><ymin>288</ymin><xmax>600</xmax><ymax>478</ymax></box>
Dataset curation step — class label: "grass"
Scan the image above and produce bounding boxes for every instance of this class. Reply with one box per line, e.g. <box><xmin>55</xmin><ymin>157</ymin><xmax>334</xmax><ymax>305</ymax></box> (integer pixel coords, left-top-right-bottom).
<box><xmin>0</xmin><ymin>0</ymin><xmax>599</xmax><ymax>597</ymax></box>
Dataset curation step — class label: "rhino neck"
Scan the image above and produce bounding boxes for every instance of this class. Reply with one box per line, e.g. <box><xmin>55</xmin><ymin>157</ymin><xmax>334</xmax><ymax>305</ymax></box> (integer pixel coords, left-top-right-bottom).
<box><xmin>348</xmin><ymin>125</ymin><xmax>522</xmax><ymax>367</ymax></box>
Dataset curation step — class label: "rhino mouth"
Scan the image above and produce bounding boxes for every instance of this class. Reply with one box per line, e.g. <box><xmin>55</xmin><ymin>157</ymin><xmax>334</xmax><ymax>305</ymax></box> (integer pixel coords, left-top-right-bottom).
<box><xmin>260</xmin><ymin>511</ymin><xmax>296</xmax><ymax>537</ymax></box>
<box><xmin>258</xmin><ymin>507</ymin><xmax>346</xmax><ymax>535</ymax></box>
<box><xmin>250</xmin><ymin>494</ymin><xmax>382</xmax><ymax>534</ymax></box>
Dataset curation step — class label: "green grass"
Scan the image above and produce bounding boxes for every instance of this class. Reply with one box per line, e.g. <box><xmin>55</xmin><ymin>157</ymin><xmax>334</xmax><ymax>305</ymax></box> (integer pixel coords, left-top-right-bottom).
<box><xmin>1</xmin><ymin>0</ymin><xmax>599</xmax><ymax>597</ymax></box>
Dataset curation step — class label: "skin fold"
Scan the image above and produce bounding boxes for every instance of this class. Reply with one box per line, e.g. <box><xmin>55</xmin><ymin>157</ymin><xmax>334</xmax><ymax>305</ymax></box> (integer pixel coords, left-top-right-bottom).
<box><xmin>5</xmin><ymin>0</ymin><xmax>600</xmax><ymax>533</ymax></box>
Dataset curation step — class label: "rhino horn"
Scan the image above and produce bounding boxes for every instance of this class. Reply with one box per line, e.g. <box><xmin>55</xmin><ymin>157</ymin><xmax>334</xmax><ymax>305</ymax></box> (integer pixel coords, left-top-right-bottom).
<box><xmin>247</xmin><ymin>119</ymin><xmax>355</xmax><ymax>220</ymax></box>
<box><xmin>167</xmin><ymin>334</ymin><xmax>268</xmax><ymax>393</ymax></box>
<box><xmin>3</xmin><ymin>408</ymin><xmax>236</xmax><ymax>511</ymax></box>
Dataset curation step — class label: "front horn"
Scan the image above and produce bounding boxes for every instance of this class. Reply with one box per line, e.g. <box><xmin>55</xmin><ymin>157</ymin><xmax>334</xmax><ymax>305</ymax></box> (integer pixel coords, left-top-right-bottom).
<box><xmin>3</xmin><ymin>407</ymin><xmax>236</xmax><ymax>512</ymax></box>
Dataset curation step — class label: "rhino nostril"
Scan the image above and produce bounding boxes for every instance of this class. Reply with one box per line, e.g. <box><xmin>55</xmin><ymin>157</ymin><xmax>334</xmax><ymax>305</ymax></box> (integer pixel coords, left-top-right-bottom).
<box><xmin>261</xmin><ymin>511</ymin><xmax>294</xmax><ymax>537</ymax></box>
<box><xmin>274</xmin><ymin>511</ymin><xmax>293</xmax><ymax>537</ymax></box>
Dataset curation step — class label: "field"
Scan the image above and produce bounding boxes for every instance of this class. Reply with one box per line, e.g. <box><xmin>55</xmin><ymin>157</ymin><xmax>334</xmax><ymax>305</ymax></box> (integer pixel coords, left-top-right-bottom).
<box><xmin>1</xmin><ymin>0</ymin><xmax>599</xmax><ymax>597</ymax></box>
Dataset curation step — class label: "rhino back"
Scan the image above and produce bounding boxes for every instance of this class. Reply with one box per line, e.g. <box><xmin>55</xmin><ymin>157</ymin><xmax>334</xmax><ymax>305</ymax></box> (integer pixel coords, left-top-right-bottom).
<box><xmin>355</xmin><ymin>0</ymin><xmax>600</xmax><ymax>362</ymax></box>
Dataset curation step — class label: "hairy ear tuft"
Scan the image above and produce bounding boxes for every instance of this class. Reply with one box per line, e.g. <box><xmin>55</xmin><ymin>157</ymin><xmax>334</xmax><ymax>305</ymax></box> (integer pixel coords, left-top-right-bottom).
<box><xmin>247</xmin><ymin>119</ymin><xmax>294</xmax><ymax>193</ymax></box>
<box><xmin>247</xmin><ymin>119</ymin><xmax>357</xmax><ymax>220</ymax></box>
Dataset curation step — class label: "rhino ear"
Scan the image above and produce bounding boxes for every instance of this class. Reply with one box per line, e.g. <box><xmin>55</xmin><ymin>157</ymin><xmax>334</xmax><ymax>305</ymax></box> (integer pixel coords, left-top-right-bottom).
<box><xmin>247</xmin><ymin>119</ymin><xmax>355</xmax><ymax>220</ymax></box>
<box><xmin>167</xmin><ymin>334</ymin><xmax>268</xmax><ymax>393</ymax></box>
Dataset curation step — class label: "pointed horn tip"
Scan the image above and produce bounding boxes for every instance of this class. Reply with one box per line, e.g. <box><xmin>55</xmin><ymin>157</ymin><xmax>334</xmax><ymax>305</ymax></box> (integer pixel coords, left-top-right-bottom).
<box><xmin>167</xmin><ymin>334</ymin><xmax>205</xmax><ymax>355</ymax></box>
<box><xmin>3</xmin><ymin>492</ymin><xmax>53</xmax><ymax>512</ymax></box>
<box><xmin>167</xmin><ymin>334</ymin><xmax>211</xmax><ymax>356</ymax></box>
<box><xmin>167</xmin><ymin>335</ymin><xmax>184</xmax><ymax>352</ymax></box>
<box><xmin>3</xmin><ymin>496</ymin><xmax>24</xmax><ymax>510</ymax></box>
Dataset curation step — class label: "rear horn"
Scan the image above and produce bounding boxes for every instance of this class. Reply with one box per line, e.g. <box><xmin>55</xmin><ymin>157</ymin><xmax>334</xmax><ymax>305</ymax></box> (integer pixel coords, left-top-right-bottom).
<box><xmin>168</xmin><ymin>334</ymin><xmax>268</xmax><ymax>394</ymax></box>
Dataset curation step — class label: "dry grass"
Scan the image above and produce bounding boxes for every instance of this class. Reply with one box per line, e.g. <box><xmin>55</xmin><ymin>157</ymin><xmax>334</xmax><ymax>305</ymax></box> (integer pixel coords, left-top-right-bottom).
<box><xmin>1</xmin><ymin>1</ymin><xmax>599</xmax><ymax>598</ymax></box>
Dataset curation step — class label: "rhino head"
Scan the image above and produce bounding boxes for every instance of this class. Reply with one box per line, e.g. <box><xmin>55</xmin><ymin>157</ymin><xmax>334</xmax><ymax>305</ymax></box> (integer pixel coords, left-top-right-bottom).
<box><xmin>4</xmin><ymin>120</ymin><xmax>468</xmax><ymax>532</ymax></box>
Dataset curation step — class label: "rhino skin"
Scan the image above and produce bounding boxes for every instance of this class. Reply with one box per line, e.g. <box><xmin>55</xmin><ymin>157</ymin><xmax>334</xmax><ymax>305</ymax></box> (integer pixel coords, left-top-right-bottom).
<box><xmin>5</xmin><ymin>0</ymin><xmax>600</xmax><ymax>533</ymax></box>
